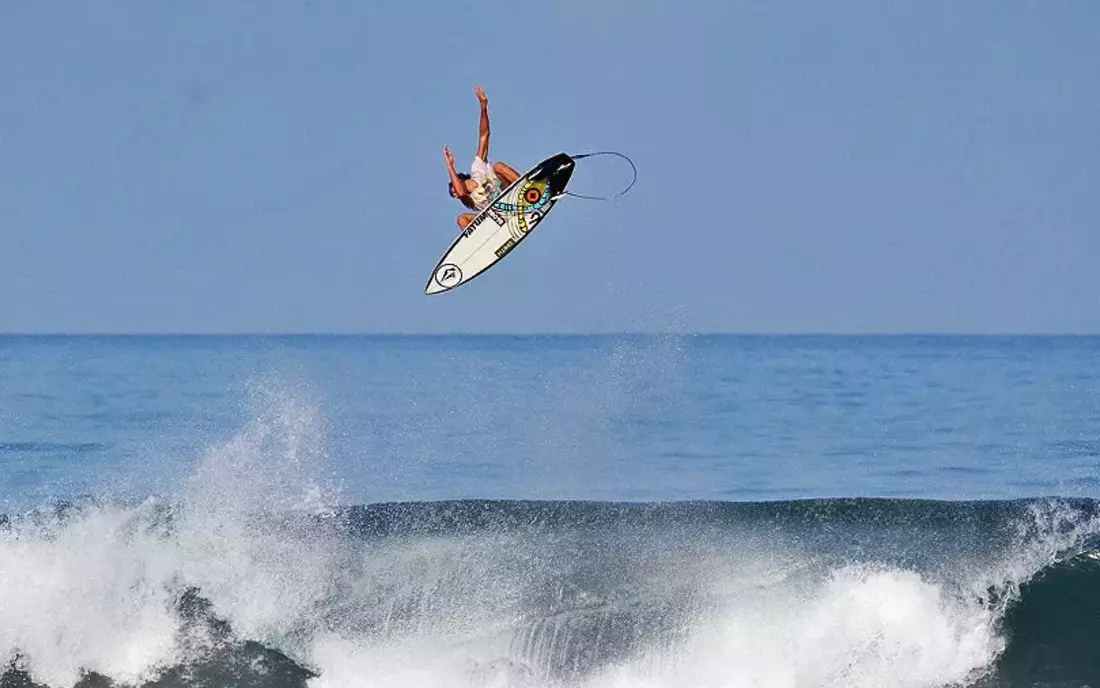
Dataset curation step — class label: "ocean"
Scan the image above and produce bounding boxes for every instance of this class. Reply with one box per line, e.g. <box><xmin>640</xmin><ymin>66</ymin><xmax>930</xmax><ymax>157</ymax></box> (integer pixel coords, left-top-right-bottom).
<box><xmin>1</xmin><ymin>334</ymin><xmax>1099</xmax><ymax>688</ymax></box>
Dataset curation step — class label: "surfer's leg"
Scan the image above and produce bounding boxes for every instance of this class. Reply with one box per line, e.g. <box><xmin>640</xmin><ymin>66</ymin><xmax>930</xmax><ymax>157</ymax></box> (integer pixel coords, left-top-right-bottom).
<box><xmin>493</xmin><ymin>162</ymin><xmax>520</xmax><ymax>186</ymax></box>
<box><xmin>457</xmin><ymin>213</ymin><xmax>476</xmax><ymax>230</ymax></box>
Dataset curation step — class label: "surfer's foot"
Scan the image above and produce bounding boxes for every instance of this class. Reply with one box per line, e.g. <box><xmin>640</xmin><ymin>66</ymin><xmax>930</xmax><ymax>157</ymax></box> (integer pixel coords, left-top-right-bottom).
<box><xmin>493</xmin><ymin>162</ymin><xmax>519</xmax><ymax>186</ymax></box>
<box><xmin>457</xmin><ymin>213</ymin><xmax>476</xmax><ymax>230</ymax></box>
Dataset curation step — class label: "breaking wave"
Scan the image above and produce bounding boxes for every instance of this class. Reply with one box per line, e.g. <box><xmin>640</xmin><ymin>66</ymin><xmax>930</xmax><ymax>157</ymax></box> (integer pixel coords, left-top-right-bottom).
<box><xmin>3</xmin><ymin>397</ymin><xmax>1100</xmax><ymax>688</ymax></box>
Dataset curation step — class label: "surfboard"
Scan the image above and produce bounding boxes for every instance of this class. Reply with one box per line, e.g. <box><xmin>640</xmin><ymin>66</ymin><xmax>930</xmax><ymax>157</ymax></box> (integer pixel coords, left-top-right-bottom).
<box><xmin>425</xmin><ymin>153</ymin><xmax>576</xmax><ymax>295</ymax></box>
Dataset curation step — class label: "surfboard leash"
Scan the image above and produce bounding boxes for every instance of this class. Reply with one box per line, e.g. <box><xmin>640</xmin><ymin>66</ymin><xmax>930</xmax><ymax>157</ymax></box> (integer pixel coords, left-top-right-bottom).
<box><xmin>560</xmin><ymin>151</ymin><xmax>638</xmax><ymax>201</ymax></box>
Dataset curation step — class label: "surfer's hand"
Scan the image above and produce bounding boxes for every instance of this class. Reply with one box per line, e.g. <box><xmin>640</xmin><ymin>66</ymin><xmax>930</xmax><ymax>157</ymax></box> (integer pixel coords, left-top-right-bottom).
<box><xmin>474</xmin><ymin>85</ymin><xmax>488</xmax><ymax>106</ymax></box>
<box><xmin>442</xmin><ymin>146</ymin><xmax>455</xmax><ymax>167</ymax></box>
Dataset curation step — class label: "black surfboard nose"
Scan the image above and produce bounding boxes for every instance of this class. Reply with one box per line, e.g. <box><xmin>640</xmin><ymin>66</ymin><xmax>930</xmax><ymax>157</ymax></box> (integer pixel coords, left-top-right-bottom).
<box><xmin>532</xmin><ymin>153</ymin><xmax>575</xmax><ymax>196</ymax></box>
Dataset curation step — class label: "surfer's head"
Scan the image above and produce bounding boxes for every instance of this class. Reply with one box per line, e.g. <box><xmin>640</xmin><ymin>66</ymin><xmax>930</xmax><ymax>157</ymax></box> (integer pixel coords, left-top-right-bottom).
<box><xmin>449</xmin><ymin>173</ymin><xmax>471</xmax><ymax>197</ymax></box>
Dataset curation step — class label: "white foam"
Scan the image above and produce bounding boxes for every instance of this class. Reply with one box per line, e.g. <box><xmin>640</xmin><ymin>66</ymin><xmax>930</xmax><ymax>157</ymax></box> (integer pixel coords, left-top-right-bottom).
<box><xmin>0</xmin><ymin>385</ymin><xmax>343</xmax><ymax>687</ymax></box>
<box><xmin>0</xmin><ymin>499</ymin><xmax>180</xmax><ymax>686</ymax></box>
<box><xmin>170</xmin><ymin>386</ymin><xmax>343</xmax><ymax>652</ymax></box>
<box><xmin>580</xmin><ymin>564</ymin><xmax>1000</xmax><ymax>688</ymax></box>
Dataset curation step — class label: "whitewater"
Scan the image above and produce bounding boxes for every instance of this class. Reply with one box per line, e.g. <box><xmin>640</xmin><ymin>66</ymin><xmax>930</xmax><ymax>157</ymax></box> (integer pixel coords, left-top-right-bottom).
<box><xmin>2</xmin><ymin>335</ymin><xmax>1099</xmax><ymax>687</ymax></box>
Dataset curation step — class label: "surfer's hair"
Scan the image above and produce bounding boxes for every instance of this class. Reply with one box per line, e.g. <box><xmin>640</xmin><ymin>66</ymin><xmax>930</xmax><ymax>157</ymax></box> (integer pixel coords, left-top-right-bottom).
<box><xmin>448</xmin><ymin>172</ymin><xmax>471</xmax><ymax>195</ymax></box>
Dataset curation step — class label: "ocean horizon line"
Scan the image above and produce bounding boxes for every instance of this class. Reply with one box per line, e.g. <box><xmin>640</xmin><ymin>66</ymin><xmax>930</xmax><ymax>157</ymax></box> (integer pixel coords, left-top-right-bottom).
<box><xmin>2</xmin><ymin>331</ymin><xmax>1099</xmax><ymax>339</ymax></box>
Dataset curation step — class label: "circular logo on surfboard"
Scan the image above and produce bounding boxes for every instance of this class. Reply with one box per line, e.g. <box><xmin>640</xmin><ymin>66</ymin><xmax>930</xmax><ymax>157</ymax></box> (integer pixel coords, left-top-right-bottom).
<box><xmin>434</xmin><ymin>263</ymin><xmax>463</xmax><ymax>289</ymax></box>
<box><xmin>524</xmin><ymin>187</ymin><xmax>543</xmax><ymax>204</ymax></box>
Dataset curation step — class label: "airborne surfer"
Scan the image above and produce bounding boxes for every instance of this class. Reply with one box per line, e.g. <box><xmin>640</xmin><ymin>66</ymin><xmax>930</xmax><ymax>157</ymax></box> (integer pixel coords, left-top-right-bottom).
<box><xmin>443</xmin><ymin>85</ymin><xmax>520</xmax><ymax>230</ymax></box>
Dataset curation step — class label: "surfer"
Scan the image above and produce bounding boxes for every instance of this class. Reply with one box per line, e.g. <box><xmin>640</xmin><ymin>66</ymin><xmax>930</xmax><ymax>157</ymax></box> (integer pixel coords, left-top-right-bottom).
<box><xmin>444</xmin><ymin>85</ymin><xmax>520</xmax><ymax>230</ymax></box>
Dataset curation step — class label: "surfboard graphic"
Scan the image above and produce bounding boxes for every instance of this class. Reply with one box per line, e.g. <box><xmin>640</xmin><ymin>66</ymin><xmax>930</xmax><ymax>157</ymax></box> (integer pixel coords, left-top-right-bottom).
<box><xmin>425</xmin><ymin>153</ymin><xmax>576</xmax><ymax>295</ymax></box>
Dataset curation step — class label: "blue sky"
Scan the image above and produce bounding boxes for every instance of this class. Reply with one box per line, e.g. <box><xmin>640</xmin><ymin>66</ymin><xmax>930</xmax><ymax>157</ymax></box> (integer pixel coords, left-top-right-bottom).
<box><xmin>1</xmin><ymin>2</ymin><xmax>1097</xmax><ymax>334</ymax></box>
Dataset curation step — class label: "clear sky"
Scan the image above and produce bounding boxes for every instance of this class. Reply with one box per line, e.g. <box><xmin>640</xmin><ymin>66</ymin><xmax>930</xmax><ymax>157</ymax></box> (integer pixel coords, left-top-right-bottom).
<box><xmin>2</xmin><ymin>2</ymin><xmax>1097</xmax><ymax>334</ymax></box>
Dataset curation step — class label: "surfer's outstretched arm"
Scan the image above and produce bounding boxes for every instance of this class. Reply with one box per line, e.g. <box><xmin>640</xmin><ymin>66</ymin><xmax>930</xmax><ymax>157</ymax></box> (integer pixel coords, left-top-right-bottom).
<box><xmin>475</xmin><ymin>85</ymin><xmax>490</xmax><ymax>160</ymax></box>
<box><xmin>443</xmin><ymin>146</ymin><xmax>471</xmax><ymax>203</ymax></box>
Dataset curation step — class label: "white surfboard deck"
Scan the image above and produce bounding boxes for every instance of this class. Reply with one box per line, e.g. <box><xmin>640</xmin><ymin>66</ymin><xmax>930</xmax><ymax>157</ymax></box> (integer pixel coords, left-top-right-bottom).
<box><xmin>426</xmin><ymin>153</ymin><xmax>576</xmax><ymax>295</ymax></box>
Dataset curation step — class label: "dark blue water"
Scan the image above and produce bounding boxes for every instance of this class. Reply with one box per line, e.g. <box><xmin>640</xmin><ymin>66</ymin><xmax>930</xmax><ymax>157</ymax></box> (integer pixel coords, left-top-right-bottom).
<box><xmin>1</xmin><ymin>335</ymin><xmax>1099</xmax><ymax>687</ymax></box>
